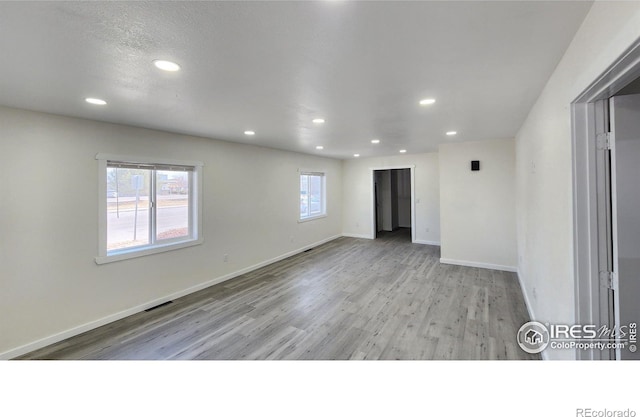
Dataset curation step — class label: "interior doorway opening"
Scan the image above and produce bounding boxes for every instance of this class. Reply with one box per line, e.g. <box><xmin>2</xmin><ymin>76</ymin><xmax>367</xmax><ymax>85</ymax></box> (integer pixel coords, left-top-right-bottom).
<box><xmin>572</xmin><ymin>38</ymin><xmax>640</xmax><ymax>360</ymax></box>
<box><xmin>607</xmin><ymin>89</ymin><xmax>640</xmax><ymax>360</ymax></box>
<box><xmin>371</xmin><ymin>166</ymin><xmax>415</xmax><ymax>242</ymax></box>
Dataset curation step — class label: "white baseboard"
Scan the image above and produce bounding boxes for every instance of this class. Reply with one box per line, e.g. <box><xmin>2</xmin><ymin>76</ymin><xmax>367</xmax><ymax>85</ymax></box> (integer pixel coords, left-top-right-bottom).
<box><xmin>414</xmin><ymin>239</ymin><xmax>441</xmax><ymax>246</ymax></box>
<box><xmin>439</xmin><ymin>258</ymin><xmax>517</xmax><ymax>273</ymax></box>
<box><xmin>342</xmin><ymin>233</ymin><xmax>373</xmax><ymax>239</ymax></box>
<box><xmin>0</xmin><ymin>234</ymin><xmax>342</xmax><ymax>360</ymax></box>
<box><xmin>516</xmin><ymin>268</ymin><xmax>549</xmax><ymax>360</ymax></box>
<box><xmin>516</xmin><ymin>268</ymin><xmax>535</xmax><ymax>324</ymax></box>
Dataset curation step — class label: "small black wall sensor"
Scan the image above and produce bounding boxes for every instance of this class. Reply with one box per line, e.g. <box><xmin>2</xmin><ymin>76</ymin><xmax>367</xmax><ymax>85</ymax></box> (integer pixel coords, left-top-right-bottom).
<box><xmin>471</xmin><ymin>160</ymin><xmax>480</xmax><ymax>171</ymax></box>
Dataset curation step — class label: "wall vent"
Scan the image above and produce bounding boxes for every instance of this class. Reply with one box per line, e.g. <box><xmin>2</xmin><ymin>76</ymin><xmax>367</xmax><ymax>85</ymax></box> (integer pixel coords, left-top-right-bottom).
<box><xmin>144</xmin><ymin>301</ymin><xmax>173</xmax><ymax>312</ymax></box>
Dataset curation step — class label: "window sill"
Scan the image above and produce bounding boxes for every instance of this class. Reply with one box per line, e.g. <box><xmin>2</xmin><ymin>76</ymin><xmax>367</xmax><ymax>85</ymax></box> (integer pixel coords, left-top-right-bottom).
<box><xmin>95</xmin><ymin>238</ymin><xmax>203</xmax><ymax>265</ymax></box>
<box><xmin>298</xmin><ymin>214</ymin><xmax>327</xmax><ymax>223</ymax></box>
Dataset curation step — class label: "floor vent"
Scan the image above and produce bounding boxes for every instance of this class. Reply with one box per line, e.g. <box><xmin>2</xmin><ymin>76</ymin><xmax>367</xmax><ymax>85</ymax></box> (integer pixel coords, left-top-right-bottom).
<box><xmin>303</xmin><ymin>248</ymin><xmax>313</xmax><ymax>253</ymax></box>
<box><xmin>145</xmin><ymin>301</ymin><xmax>173</xmax><ymax>312</ymax></box>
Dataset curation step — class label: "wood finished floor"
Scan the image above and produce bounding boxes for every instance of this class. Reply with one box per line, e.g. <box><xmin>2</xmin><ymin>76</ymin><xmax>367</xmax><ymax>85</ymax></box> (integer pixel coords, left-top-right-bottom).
<box><xmin>20</xmin><ymin>229</ymin><xmax>538</xmax><ymax>360</ymax></box>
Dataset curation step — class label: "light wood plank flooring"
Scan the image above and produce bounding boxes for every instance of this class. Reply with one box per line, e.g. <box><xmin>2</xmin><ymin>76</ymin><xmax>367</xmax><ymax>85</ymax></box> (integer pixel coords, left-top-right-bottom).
<box><xmin>20</xmin><ymin>229</ymin><xmax>538</xmax><ymax>360</ymax></box>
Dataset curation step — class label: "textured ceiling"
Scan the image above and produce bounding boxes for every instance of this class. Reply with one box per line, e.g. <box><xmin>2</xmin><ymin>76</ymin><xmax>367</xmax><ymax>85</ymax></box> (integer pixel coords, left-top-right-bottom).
<box><xmin>0</xmin><ymin>1</ymin><xmax>592</xmax><ymax>159</ymax></box>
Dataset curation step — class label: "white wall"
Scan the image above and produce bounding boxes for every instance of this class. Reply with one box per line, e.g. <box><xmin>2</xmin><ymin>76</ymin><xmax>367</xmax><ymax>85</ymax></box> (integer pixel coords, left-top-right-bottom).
<box><xmin>439</xmin><ymin>139</ymin><xmax>517</xmax><ymax>271</ymax></box>
<box><xmin>342</xmin><ymin>153</ymin><xmax>440</xmax><ymax>244</ymax></box>
<box><xmin>515</xmin><ymin>2</ymin><xmax>640</xmax><ymax>359</ymax></box>
<box><xmin>0</xmin><ymin>106</ymin><xmax>343</xmax><ymax>358</ymax></box>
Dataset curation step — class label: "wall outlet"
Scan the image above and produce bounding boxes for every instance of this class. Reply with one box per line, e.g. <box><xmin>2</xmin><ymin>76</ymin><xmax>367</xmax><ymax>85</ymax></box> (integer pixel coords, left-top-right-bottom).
<box><xmin>223</xmin><ymin>254</ymin><xmax>229</xmax><ymax>262</ymax></box>
<box><xmin>532</xmin><ymin>287</ymin><xmax>537</xmax><ymax>301</ymax></box>
<box><xmin>425</xmin><ymin>227</ymin><xmax>430</xmax><ymax>233</ymax></box>
<box><xmin>290</xmin><ymin>235</ymin><xmax>294</xmax><ymax>243</ymax></box>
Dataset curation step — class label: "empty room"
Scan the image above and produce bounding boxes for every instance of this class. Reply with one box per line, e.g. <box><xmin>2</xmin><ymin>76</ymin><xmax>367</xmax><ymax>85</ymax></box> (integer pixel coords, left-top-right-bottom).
<box><xmin>2</xmin><ymin>2</ymin><xmax>640</xmax><ymax>410</ymax></box>
<box><xmin>2</xmin><ymin>0</ymin><xmax>640</xmax><ymax>361</ymax></box>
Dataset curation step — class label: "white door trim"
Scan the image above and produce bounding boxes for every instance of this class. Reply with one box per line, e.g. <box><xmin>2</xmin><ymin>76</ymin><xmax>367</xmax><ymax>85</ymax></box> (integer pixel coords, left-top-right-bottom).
<box><xmin>571</xmin><ymin>38</ymin><xmax>640</xmax><ymax>360</ymax></box>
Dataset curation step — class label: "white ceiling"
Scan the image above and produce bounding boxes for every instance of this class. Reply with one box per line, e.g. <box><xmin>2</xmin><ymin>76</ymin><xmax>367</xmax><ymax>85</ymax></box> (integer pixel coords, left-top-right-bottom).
<box><xmin>0</xmin><ymin>1</ymin><xmax>592</xmax><ymax>159</ymax></box>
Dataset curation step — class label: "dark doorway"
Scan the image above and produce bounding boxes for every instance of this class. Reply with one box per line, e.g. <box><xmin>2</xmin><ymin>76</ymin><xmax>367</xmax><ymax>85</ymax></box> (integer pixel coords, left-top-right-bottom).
<box><xmin>373</xmin><ymin>168</ymin><xmax>411</xmax><ymax>241</ymax></box>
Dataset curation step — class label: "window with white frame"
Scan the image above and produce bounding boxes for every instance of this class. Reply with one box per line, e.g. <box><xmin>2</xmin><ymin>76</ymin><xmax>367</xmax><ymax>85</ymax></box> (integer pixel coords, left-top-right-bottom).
<box><xmin>299</xmin><ymin>172</ymin><xmax>326</xmax><ymax>221</ymax></box>
<box><xmin>95</xmin><ymin>155</ymin><xmax>203</xmax><ymax>264</ymax></box>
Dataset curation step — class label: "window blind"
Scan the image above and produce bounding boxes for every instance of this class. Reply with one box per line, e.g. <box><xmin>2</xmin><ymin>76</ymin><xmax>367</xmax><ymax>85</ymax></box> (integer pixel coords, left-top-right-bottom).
<box><xmin>107</xmin><ymin>161</ymin><xmax>195</xmax><ymax>172</ymax></box>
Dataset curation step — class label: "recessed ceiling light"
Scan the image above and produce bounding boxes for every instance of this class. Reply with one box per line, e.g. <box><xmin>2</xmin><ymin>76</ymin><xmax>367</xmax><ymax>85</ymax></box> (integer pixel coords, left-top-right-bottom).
<box><xmin>371</xmin><ymin>139</ymin><xmax>380</xmax><ymax>144</ymax></box>
<box><xmin>353</xmin><ymin>154</ymin><xmax>360</xmax><ymax>157</ymax></box>
<box><xmin>316</xmin><ymin>145</ymin><xmax>324</xmax><ymax>150</ymax></box>
<box><xmin>399</xmin><ymin>149</ymin><xmax>407</xmax><ymax>153</ymax></box>
<box><xmin>446</xmin><ymin>131</ymin><xmax>457</xmax><ymax>136</ymax></box>
<box><xmin>244</xmin><ymin>130</ymin><xmax>255</xmax><ymax>136</ymax></box>
<box><xmin>153</xmin><ymin>60</ymin><xmax>181</xmax><ymax>72</ymax></box>
<box><xmin>419</xmin><ymin>98</ymin><xmax>436</xmax><ymax>106</ymax></box>
<box><xmin>85</xmin><ymin>98</ymin><xmax>107</xmax><ymax>105</ymax></box>
<box><xmin>312</xmin><ymin>118</ymin><xmax>325</xmax><ymax>124</ymax></box>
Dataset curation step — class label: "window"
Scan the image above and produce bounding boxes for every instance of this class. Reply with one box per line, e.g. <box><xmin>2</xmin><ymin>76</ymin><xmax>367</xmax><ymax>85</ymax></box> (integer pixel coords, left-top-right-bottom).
<box><xmin>299</xmin><ymin>172</ymin><xmax>326</xmax><ymax>221</ymax></box>
<box><xmin>95</xmin><ymin>154</ymin><xmax>203</xmax><ymax>264</ymax></box>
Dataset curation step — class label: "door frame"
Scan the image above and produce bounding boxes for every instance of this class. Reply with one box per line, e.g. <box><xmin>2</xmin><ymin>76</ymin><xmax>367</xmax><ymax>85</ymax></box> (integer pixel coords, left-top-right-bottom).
<box><xmin>572</xmin><ymin>38</ymin><xmax>640</xmax><ymax>360</ymax></box>
<box><xmin>370</xmin><ymin>166</ymin><xmax>416</xmax><ymax>242</ymax></box>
